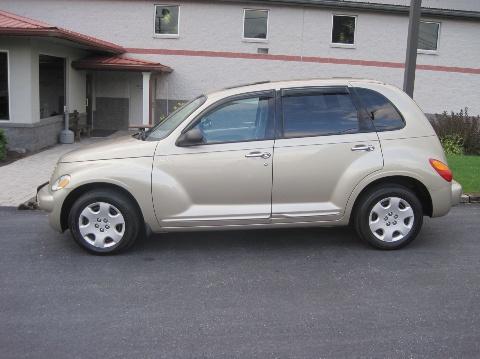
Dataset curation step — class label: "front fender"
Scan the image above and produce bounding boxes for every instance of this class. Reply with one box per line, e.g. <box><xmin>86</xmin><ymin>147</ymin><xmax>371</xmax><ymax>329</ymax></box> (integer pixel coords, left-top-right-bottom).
<box><xmin>51</xmin><ymin>157</ymin><xmax>160</xmax><ymax>232</ymax></box>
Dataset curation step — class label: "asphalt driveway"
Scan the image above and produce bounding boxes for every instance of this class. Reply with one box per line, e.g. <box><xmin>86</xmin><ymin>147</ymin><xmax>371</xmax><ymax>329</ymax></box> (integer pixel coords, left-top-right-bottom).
<box><xmin>1</xmin><ymin>204</ymin><xmax>479</xmax><ymax>358</ymax></box>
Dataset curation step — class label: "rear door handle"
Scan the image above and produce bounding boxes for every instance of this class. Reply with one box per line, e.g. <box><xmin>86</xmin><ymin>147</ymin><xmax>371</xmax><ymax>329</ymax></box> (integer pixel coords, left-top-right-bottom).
<box><xmin>351</xmin><ymin>144</ymin><xmax>375</xmax><ymax>152</ymax></box>
<box><xmin>245</xmin><ymin>151</ymin><xmax>271</xmax><ymax>159</ymax></box>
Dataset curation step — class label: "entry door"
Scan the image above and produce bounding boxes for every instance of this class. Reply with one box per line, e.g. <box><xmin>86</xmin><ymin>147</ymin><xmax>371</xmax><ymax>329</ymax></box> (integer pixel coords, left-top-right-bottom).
<box><xmin>152</xmin><ymin>92</ymin><xmax>275</xmax><ymax>227</ymax></box>
<box><xmin>272</xmin><ymin>87</ymin><xmax>383</xmax><ymax>221</ymax></box>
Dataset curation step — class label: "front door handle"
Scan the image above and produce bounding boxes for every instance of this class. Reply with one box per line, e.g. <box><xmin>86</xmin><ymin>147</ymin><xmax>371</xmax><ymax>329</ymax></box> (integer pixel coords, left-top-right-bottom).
<box><xmin>351</xmin><ymin>144</ymin><xmax>375</xmax><ymax>152</ymax></box>
<box><xmin>245</xmin><ymin>151</ymin><xmax>271</xmax><ymax>159</ymax></box>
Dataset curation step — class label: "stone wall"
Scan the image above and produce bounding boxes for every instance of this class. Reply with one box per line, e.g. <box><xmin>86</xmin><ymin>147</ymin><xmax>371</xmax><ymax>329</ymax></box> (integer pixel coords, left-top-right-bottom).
<box><xmin>0</xmin><ymin>115</ymin><xmax>64</xmax><ymax>152</ymax></box>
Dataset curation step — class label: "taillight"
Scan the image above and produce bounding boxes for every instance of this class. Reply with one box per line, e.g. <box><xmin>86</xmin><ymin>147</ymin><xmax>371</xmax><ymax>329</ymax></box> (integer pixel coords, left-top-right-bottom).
<box><xmin>429</xmin><ymin>159</ymin><xmax>453</xmax><ymax>182</ymax></box>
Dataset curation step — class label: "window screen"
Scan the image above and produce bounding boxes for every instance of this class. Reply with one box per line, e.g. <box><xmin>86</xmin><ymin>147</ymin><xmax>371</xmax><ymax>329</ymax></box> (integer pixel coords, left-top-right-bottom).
<box><xmin>282</xmin><ymin>91</ymin><xmax>362</xmax><ymax>137</ymax></box>
<box><xmin>354</xmin><ymin>88</ymin><xmax>405</xmax><ymax>131</ymax></box>
<box><xmin>332</xmin><ymin>15</ymin><xmax>356</xmax><ymax>45</ymax></box>
<box><xmin>418</xmin><ymin>21</ymin><xmax>440</xmax><ymax>51</ymax></box>
<box><xmin>155</xmin><ymin>5</ymin><xmax>179</xmax><ymax>35</ymax></box>
<box><xmin>243</xmin><ymin>9</ymin><xmax>268</xmax><ymax>39</ymax></box>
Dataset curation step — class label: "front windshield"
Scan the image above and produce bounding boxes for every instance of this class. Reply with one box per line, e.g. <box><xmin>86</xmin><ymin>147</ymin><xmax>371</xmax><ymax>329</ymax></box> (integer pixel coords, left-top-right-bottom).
<box><xmin>145</xmin><ymin>95</ymin><xmax>206</xmax><ymax>141</ymax></box>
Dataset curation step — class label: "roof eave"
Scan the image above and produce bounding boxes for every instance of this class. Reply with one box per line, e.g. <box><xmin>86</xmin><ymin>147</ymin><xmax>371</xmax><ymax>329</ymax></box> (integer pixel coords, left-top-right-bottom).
<box><xmin>0</xmin><ymin>28</ymin><xmax>125</xmax><ymax>54</ymax></box>
<box><xmin>71</xmin><ymin>61</ymin><xmax>173</xmax><ymax>73</ymax></box>
<box><xmin>218</xmin><ymin>0</ymin><xmax>480</xmax><ymax>21</ymax></box>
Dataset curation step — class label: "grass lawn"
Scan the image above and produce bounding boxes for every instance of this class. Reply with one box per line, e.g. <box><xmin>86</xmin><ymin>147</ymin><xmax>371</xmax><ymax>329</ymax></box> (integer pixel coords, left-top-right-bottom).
<box><xmin>446</xmin><ymin>154</ymin><xmax>480</xmax><ymax>193</ymax></box>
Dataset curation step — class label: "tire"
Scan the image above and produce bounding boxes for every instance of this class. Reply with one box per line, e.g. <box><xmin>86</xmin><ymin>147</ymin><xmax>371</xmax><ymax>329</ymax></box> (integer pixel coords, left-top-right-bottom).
<box><xmin>68</xmin><ymin>189</ymin><xmax>143</xmax><ymax>254</ymax></box>
<box><xmin>353</xmin><ymin>184</ymin><xmax>423</xmax><ymax>250</ymax></box>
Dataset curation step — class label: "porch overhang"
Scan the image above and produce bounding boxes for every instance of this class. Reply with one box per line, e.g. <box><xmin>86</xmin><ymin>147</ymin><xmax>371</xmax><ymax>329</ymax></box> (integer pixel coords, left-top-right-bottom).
<box><xmin>0</xmin><ymin>10</ymin><xmax>124</xmax><ymax>54</ymax></box>
<box><xmin>71</xmin><ymin>56</ymin><xmax>173</xmax><ymax>73</ymax></box>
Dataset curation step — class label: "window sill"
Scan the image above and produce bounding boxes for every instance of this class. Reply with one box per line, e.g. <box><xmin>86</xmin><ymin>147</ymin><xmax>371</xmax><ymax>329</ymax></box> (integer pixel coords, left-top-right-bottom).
<box><xmin>417</xmin><ymin>49</ymin><xmax>439</xmax><ymax>55</ymax></box>
<box><xmin>242</xmin><ymin>38</ymin><xmax>269</xmax><ymax>44</ymax></box>
<box><xmin>153</xmin><ymin>34</ymin><xmax>180</xmax><ymax>39</ymax></box>
<box><xmin>330</xmin><ymin>43</ymin><xmax>356</xmax><ymax>49</ymax></box>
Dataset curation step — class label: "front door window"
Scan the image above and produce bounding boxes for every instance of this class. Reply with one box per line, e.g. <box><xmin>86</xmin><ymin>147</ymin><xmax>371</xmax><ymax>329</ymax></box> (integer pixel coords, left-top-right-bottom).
<box><xmin>193</xmin><ymin>95</ymin><xmax>272</xmax><ymax>144</ymax></box>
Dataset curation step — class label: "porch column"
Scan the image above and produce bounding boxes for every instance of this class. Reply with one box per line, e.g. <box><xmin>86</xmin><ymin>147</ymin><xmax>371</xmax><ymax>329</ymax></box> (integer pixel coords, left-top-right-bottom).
<box><xmin>142</xmin><ymin>72</ymin><xmax>151</xmax><ymax>126</ymax></box>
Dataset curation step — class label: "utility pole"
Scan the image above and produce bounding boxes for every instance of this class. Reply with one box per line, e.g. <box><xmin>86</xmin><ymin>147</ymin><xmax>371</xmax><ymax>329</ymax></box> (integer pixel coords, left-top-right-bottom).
<box><xmin>403</xmin><ymin>0</ymin><xmax>422</xmax><ymax>98</ymax></box>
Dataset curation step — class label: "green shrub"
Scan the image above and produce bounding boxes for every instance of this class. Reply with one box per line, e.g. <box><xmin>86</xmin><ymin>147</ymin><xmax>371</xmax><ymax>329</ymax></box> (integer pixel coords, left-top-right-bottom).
<box><xmin>440</xmin><ymin>135</ymin><xmax>464</xmax><ymax>155</ymax></box>
<box><xmin>431</xmin><ymin>108</ymin><xmax>480</xmax><ymax>155</ymax></box>
<box><xmin>0</xmin><ymin>128</ymin><xmax>7</xmax><ymax>161</ymax></box>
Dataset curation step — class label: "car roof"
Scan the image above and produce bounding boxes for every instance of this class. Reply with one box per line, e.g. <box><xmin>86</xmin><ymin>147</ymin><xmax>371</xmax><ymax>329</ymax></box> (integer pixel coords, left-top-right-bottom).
<box><xmin>206</xmin><ymin>78</ymin><xmax>385</xmax><ymax>100</ymax></box>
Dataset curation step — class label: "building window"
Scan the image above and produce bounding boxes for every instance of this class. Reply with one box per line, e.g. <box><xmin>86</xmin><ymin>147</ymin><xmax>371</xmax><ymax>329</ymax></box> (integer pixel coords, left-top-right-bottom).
<box><xmin>418</xmin><ymin>21</ymin><xmax>440</xmax><ymax>52</ymax></box>
<box><xmin>243</xmin><ymin>9</ymin><xmax>269</xmax><ymax>40</ymax></box>
<box><xmin>154</xmin><ymin>5</ymin><xmax>179</xmax><ymax>36</ymax></box>
<box><xmin>0</xmin><ymin>52</ymin><xmax>8</xmax><ymax>120</ymax></box>
<box><xmin>331</xmin><ymin>15</ymin><xmax>356</xmax><ymax>46</ymax></box>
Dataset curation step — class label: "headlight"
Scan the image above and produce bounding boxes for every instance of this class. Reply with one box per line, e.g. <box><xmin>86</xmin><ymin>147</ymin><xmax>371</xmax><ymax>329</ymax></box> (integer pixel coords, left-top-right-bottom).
<box><xmin>51</xmin><ymin>175</ymin><xmax>71</xmax><ymax>191</ymax></box>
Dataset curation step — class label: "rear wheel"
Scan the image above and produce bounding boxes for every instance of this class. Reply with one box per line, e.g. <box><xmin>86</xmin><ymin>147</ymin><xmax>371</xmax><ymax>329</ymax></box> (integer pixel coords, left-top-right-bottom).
<box><xmin>354</xmin><ymin>185</ymin><xmax>423</xmax><ymax>249</ymax></box>
<box><xmin>68</xmin><ymin>189</ymin><xmax>142</xmax><ymax>254</ymax></box>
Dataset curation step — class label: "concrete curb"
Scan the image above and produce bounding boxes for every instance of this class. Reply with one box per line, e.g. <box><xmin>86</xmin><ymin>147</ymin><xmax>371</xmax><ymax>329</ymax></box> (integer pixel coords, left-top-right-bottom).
<box><xmin>461</xmin><ymin>194</ymin><xmax>480</xmax><ymax>203</ymax></box>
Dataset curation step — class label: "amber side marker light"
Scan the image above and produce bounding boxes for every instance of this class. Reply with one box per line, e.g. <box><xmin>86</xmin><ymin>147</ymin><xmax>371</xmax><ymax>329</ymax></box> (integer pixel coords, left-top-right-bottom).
<box><xmin>429</xmin><ymin>159</ymin><xmax>453</xmax><ymax>182</ymax></box>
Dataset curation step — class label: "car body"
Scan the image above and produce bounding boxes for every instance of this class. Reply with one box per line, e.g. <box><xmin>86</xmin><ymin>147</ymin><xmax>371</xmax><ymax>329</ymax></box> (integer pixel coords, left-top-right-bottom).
<box><xmin>37</xmin><ymin>78</ymin><xmax>462</xmax><ymax>254</ymax></box>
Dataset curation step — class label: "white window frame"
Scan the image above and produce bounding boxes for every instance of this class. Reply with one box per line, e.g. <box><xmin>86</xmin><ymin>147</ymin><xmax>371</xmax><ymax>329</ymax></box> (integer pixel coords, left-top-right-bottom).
<box><xmin>0</xmin><ymin>50</ymin><xmax>10</xmax><ymax>122</ymax></box>
<box><xmin>242</xmin><ymin>8</ymin><xmax>269</xmax><ymax>43</ymax></box>
<box><xmin>417</xmin><ymin>20</ymin><xmax>441</xmax><ymax>55</ymax></box>
<box><xmin>330</xmin><ymin>14</ymin><xmax>357</xmax><ymax>49</ymax></box>
<box><xmin>153</xmin><ymin>4</ymin><xmax>180</xmax><ymax>38</ymax></box>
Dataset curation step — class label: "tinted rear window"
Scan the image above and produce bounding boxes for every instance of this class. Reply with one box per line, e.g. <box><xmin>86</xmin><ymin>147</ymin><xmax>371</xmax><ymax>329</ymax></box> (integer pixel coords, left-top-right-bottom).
<box><xmin>354</xmin><ymin>88</ymin><xmax>405</xmax><ymax>131</ymax></box>
<box><xmin>282</xmin><ymin>92</ymin><xmax>363</xmax><ymax>137</ymax></box>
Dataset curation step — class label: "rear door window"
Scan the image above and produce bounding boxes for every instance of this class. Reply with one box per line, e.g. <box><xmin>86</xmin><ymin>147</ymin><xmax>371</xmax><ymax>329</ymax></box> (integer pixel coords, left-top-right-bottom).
<box><xmin>281</xmin><ymin>87</ymin><xmax>373</xmax><ymax>138</ymax></box>
<box><xmin>354</xmin><ymin>87</ymin><xmax>405</xmax><ymax>131</ymax></box>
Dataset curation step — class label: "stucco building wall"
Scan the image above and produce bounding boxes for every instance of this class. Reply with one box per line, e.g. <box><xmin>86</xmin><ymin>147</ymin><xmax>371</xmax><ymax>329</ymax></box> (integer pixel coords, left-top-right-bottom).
<box><xmin>1</xmin><ymin>0</ymin><xmax>480</xmax><ymax>117</ymax></box>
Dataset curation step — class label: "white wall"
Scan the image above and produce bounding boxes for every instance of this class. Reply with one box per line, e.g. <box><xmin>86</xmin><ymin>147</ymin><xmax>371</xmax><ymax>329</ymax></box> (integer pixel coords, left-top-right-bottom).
<box><xmin>1</xmin><ymin>0</ymin><xmax>479</xmax><ymax>114</ymax></box>
<box><xmin>0</xmin><ymin>38</ymin><xmax>34</xmax><ymax>124</ymax></box>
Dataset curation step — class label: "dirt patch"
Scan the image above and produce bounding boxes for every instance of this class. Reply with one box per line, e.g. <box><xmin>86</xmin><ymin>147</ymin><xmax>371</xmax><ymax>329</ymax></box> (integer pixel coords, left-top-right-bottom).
<box><xmin>0</xmin><ymin>150</ymin><xmax>28</xmax><ymax>167</ymax></box>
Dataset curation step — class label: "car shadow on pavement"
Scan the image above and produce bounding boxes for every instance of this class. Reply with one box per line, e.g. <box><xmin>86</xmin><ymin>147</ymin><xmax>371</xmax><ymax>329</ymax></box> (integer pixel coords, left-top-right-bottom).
<box><xmin>131</xmin><ymin>226</ymin><xmax>366</xmax><ymax>254</ymax></box>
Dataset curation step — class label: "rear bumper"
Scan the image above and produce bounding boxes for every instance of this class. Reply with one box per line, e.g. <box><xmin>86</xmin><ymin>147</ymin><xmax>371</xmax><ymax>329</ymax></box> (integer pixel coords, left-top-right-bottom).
<box><xmin>451</xmin><ymin>179</ymin><xmax>462</xmax><ymax>206</ymax></box>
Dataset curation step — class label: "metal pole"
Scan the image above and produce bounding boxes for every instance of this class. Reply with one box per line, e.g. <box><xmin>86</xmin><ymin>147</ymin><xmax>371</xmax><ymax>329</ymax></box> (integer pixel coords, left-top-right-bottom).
<box><xmin>403</xmin><ymin>0</ymin><xmax>422</xmax><ymax>98</ymax></box>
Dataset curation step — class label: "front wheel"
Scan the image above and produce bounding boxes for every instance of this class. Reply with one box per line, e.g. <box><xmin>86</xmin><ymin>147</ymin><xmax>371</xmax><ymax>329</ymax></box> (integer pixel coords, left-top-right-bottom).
<box><xmin>354</xmin><ymin>185</ymin><xmax>423</xmax><ymax>249</ymax></box>
<box><xmin>68</xmin><ymin>189</ymin><xmax>142</xmax><ymax>254</ymax></box>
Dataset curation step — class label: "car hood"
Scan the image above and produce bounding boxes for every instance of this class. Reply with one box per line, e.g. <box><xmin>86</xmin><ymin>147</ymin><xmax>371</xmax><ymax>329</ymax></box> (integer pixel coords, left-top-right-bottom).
<box><xmin>59</xmin><ymin>135</ymin><xmax>158</xmax><ymax>163</ymax></box>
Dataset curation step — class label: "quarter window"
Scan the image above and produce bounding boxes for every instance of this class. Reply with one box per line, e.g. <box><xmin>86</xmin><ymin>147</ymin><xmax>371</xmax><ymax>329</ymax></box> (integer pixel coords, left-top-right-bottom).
<box><xmin>0</xmin><ymin>52</ymin><xmax>8</xmax><ymax>120</ymax></box>
<box><xmin>243</xmin><ymin>9</ymin><xmax>269</xmax><ymax>40</ymax></box>
<box><xmin>193</xmin><ymin>95</ymin><xmax>272</xmax><ymax>144</ymax></box>
<box><xmin>282</xmin><ymin>90</ymin><xmax>368</xmax><ymax>138</ymax></box>
<box><xmin>154</xmin><ymin>5</ymin><xmax>179</xmax><ymax>35</ymax></box>
<box><xmin>354</xmin><ymin>88</ymin><xmax>405</xmax><ymax>131</ymax></box>
<box><xmin>418</xmin><ymin>21</ymin><xmax>440</xmax><ymax>51</ymax></box>
<box><xmin>332</xmin><ymin>15</ymin><xmax>356</xmax><ymax>45</ymax></box>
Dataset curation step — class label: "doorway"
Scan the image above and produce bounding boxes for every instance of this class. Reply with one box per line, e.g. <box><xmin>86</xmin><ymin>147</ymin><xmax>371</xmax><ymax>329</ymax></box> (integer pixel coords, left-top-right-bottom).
<box><xmin>39</xmin><ymin>55</ymin><xmax>65</xmax><ymax>119</ymax></box>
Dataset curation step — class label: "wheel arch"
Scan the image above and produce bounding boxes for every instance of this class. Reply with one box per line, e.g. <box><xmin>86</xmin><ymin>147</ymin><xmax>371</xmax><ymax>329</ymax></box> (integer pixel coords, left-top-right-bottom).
<box><xmin>60</xmin><ymin>182</ymin><xmax>145</xmax><ymax>231</ymax></box>
<box><xmin>349</xmin><ymin>175</ymin><xmax>433</xmax><ymax>224</ymax></box>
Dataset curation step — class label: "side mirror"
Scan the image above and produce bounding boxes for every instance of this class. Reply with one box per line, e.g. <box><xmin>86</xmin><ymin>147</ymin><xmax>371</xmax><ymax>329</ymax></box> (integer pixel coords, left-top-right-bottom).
<box><xmin>176</xmin><ymin>128</ymin><xmax>204</xmax><ymax>147</ymax></box>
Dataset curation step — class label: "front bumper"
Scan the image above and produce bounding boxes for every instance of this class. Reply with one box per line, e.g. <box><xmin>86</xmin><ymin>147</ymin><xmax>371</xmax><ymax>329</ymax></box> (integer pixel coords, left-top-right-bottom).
<box><xmin>37</xmin><ymin>182</ymin><xmax>53</xmax><ymax>211</ymax></box>
<box><xmin>451</xmin><ymin>179</ymin><xmax>462</xmax><ymax>206</ymax></box>
<box><xmin>37</xmin><ymin>182</ymin><xmax>65</xmax><ymax>232</ymax></box>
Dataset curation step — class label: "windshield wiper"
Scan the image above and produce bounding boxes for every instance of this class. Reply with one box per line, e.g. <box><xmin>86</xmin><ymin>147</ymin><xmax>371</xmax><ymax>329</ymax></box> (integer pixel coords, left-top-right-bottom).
<box><xmin>132</xmin><ymin>129</ymin><xmax>147</xmax><ymax>141</ymax></box>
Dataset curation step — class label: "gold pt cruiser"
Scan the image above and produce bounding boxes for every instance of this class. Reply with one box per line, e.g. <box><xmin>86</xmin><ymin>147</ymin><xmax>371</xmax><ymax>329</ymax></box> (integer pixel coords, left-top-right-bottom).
<box><xmin>38</xmin><ymin>79</ymin><xmax>462</xmax><ymax>254</ymax></box>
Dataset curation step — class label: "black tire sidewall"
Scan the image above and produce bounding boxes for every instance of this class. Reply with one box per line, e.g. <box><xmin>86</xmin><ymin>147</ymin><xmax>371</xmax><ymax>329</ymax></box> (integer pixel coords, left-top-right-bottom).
<box><xmin>355</xmin><ymin>186</ymin><xmax>423</xmax><ymax>250</ymax></box>
<box><xmin>68</xmin><ymin>190</ymin><xmax>141</xmax><ymax>254</ymax></box>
